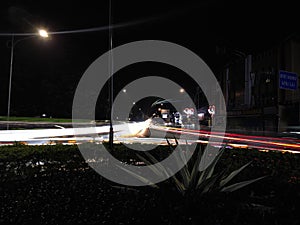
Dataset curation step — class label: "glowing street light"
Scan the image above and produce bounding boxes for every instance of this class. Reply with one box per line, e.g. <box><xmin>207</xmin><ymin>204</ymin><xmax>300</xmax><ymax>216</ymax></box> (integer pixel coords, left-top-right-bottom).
<box><xmin>38</xmin><ymin>29</ymin><xmax>49</xmax><ymax>38</ymax></box>
<box><xmin>179</xmin><ymin>88</ymin><xmax>185</xmax><ymax>93</ymax></box>
<box><xmin>6</xmin><ymin>29</ymin><xmax>49</xmax><ymax>130</ymax></box>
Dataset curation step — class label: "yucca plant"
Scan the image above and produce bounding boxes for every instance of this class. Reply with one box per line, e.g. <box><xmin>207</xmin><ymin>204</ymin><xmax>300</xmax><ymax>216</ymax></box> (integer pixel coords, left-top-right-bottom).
<box><xmin>169</xmin><ymin>139</ymin><xmax>266</xmax><ymax>195</ymax></box>
<box><xmin>118</xmin><ymin>138</ymin><xmax>266</xmax><ymax>195</ymax></box>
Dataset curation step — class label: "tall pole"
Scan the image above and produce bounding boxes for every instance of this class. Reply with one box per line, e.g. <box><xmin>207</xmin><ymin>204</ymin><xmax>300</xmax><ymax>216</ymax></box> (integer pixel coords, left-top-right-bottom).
<box><xmin>108</xmin><ymin>0</ymin><xmax>114</xmax><ymax>148</ymax></box>
<box><xmin>6</xmin><ymin>35</ymin><xmax>14</xmax><ymax>130</ymax></box>
<box><xmin>5</xmin><ymin>31</ymin><xmax>48</xmax><ymax>130</ymax></box>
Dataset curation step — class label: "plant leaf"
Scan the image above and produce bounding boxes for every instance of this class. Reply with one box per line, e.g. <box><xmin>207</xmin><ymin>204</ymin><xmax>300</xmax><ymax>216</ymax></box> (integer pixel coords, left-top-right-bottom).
<box><xmin>220</xmin><ymin>161</ymin><xmax>252</xmax><ymax>187</ymax></box>
<box><xmin>136</xmin><ymin>153</ymin><xmax>164</xmax><ymax>177</ymax></box>
<box><xmin>178</xmin><ymin>165</ymin><xmax>191</xmax><ymax>188</ymax></box>
<box><xmin>199</xmin><ymin>170</ymin><xmax>227</xmax><ymax>193</ymax></box>
<box><xmin>197</xmin><ymin>170</ymin><xmax>206</xmax><ymax>188</ymax></box>
<box><xmin>172</xmin><ymin>175</ymin><xmax>186</xmax><ymax>194</ymax></box>
<box><xmin>143</xmin><ymin>152</ymin><xmax>171</xmax><ymax>178</ymax></box>
<box><xmin>206</xmin><ymin>146</ymin><xmax>225</xmax><ymax>179</ymax></box>
<box><xmin>190</xmin><ymin>145</ymin><xmax>203</xmax><ymax>180</ymax></box>
<box><xmin>196</xmin><ymin>146</ymin><xmax>225</xmax><ymax>188</ymax></box>
<box><xmin>221</xmin><ymin>176</ymin><xmax>267</xmax><ymax>193</ymax></box>
<box><xmin>116</xmin><ymin>164</ymin><xmax>159</xmax><ymax>188</ymax></box>
<box><xmin>172</xmin><ymin>145</ymin><xmax>191</xmax><ymax>187</ymax></box>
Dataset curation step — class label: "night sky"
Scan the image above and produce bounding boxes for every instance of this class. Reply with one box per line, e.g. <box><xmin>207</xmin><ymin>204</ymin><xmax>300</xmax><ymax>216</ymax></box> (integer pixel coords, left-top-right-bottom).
<box><xmin>0</xmin><ymin>0</ymin><xmax>299</xmax><ymax>118</ymax></box>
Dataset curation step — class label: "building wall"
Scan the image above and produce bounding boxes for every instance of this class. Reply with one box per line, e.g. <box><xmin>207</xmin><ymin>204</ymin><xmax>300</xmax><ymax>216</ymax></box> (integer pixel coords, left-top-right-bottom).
<box><xmin>279</xmin><ymin>40</ymin><xmax>300</xmax><ymax>129</ymax></box>
<box><xmin>227</xmin><ymin>59</ymin><xmax>245</xmax><ymax>110</ymax></box>
<box><xmin>252</xmin><ymin>47</ymin><xmax>278</xmax><ymax>108</ymax></box>
<box><xmin>221</xmin><ymin>37</ymin><xmax>300</xmax><ymax>132</ymax></box>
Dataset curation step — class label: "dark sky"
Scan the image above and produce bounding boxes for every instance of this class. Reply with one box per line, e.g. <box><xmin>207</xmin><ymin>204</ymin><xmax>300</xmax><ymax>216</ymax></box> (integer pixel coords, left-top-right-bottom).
<box><xmin>0</xmin><ymin>0</ymin><xmax>299</xmax><ymax>117</ymax></box>
<box><xmin>1</xmin><ymin>0</ymin><xmax>299</xmax><ymax>59</ymax></box>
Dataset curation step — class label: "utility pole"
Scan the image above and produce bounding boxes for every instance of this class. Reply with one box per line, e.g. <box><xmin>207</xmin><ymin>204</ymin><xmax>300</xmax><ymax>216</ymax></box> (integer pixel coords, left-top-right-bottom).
<box><xmin>108</xmin><ymin>0</ymin><xmax>114</xmax><ymax>149</ymax></box>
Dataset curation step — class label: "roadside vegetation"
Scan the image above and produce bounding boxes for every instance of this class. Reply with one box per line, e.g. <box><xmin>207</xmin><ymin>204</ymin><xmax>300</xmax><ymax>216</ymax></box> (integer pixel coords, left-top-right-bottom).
<box><xmin>0</xmin><ymin>116</ymin><xmax>74</xmax><ymax>123</ymax></box>
<box><xmin>0</xmin><ymin>143</ymin><xmax>299</xmax><ymax>224</ymax></box>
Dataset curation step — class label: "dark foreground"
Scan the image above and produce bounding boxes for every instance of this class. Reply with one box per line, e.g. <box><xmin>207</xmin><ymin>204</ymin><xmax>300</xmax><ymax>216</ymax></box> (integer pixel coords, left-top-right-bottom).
<box><xmin>0</xmin><ymin>144</ymin><xmax>299</xmax><ymax>225</ymax></box>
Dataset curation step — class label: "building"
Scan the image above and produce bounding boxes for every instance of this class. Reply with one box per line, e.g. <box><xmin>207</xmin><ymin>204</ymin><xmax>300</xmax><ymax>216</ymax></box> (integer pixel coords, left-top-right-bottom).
<box><xmin>219</xmin><ymin>36</ymin><xmax>300</xmax><ymax>133</ymax></box>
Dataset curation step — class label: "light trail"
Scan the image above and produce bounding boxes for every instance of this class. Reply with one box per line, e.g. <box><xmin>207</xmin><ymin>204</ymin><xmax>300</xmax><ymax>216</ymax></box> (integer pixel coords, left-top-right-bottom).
<box><xmin>1</xmin><ymin>120</ymin><xmax>299</xmax><ymax>154</ymax></box>
<box><xmin>152</xmin><ymin>125</ymin><xmax>300</xmax><ymax>153</ymax></box>
<box><xmin>168</xmin><ymin>126</ymin><xmax>300</xmax><ymax>143</ymax></box>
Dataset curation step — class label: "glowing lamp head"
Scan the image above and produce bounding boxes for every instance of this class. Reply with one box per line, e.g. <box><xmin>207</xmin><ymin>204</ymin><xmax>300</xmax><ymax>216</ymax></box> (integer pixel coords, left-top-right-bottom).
<box><xmin>38</xmin><ymin>29</ymin><xmax>49</xmax><ymax>38</ymax></box>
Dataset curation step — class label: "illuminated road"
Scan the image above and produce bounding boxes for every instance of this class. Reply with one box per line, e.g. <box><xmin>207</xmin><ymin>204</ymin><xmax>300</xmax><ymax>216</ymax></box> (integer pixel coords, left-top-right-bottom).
<box><xmin>150</xmin><ymin>125</ymin><xmax>300</xmax><ymax>153</ymax></box>
<box><xmin>0</xmin><ymin>119</ymin><xmax>300</xmax><ymax>153</ymax></box>
<box><xmin>0</xmin><ymin>121</ymin><xmax>149</xmax><ymax>145</ymax></box>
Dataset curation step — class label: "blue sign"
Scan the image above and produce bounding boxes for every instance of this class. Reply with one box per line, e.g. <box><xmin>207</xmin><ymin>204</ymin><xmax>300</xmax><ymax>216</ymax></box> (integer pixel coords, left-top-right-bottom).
<box><xmin>279</xmin><ymin>70</ymin><xmax>298</xmax><ymax>90</ymax></box>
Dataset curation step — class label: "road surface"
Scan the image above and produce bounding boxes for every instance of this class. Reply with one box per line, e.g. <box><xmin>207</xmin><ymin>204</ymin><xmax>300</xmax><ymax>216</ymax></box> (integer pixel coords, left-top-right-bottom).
<box><xmin>0</xmin><ymin>119</ymin><xmax>299</xmax><ymax>153</ymax></box>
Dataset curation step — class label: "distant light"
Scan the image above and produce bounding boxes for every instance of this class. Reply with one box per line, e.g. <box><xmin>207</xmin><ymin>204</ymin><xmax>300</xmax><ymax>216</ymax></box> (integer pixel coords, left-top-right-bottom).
<box><xmin>122</xmin><ymin>89</ymin><xmax>126</xmax><ymax>93</ymax></box>
<box><xmin>179</xmin><ymin>88</ymin><xmax>185</xmax><ymax>93</ymax></box>
<box><xmin>38</xmin><ymin>29</ymin><xmax>49</xmax><ymax>38</ymax></box>
<box><xmin>133</xmin><ymin>102</ymin><xmax>135</xmax><ymax>105</ymax></box>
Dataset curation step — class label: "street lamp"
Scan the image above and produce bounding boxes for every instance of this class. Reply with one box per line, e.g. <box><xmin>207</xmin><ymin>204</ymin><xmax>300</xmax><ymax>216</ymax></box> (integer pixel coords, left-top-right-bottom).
<box><xmin>38</xmin><ymin>29</ymin><xmax>49</xmax><ymax>38</ymax></box>
<box><xmin>108</xmin><ymin>0</ymin><xmax>114</xmax><ymax>149</ymax></box>
<box><xmin>6</xmin><ymin>29</ymin><xmax>49</xmax><ymax>130</ymax></box>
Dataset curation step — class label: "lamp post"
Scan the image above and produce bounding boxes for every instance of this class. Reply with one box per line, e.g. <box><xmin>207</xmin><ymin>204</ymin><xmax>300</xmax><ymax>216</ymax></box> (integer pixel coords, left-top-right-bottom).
<box><xmin>108</xmin><ymin>0</ymin><xmax>114</xmax><ymax>149</ymax></box>
<box><xmin>6</xmin><ymin>29</ymin><xmax>48</xmax><ymax>130</ymax></box>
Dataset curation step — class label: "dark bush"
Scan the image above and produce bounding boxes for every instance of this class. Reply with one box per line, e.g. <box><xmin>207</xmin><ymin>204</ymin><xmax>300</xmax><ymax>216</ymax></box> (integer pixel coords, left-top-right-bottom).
<box><xmin>0</xmin><ymin>144</ymin><xmax>299</xmax><ymax>224</ymax></box>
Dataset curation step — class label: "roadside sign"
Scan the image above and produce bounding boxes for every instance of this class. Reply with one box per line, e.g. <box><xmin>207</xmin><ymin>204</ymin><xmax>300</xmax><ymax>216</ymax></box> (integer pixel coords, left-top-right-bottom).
<box><xmin>279</xmin><ymin>70</ymin><xmax>298</xmax><ymax>90</ymax></box>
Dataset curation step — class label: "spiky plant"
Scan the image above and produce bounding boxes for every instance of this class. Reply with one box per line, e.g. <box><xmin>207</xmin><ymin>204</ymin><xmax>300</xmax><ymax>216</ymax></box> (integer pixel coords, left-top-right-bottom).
<box><xmin>118</xmin><ymin>138</ymin><xmax>266</xmax><ymax>195</ymax></box>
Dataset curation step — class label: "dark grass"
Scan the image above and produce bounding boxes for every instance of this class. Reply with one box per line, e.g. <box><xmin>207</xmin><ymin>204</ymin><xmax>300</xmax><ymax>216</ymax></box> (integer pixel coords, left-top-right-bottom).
<box><xmin>0</xmin><ymin>116</ymin><xmax>75</xmax><ymax>123</ymax></box>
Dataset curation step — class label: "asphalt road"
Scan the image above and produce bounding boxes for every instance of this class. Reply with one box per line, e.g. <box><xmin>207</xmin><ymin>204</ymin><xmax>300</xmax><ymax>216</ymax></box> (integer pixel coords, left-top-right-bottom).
<box><xmin>0</xmin><ymin>120</ymin><xmax>108</xmax><ymax>129</ymax></box>
<box><xmin>1</xmin><ymin>120</ymin><xmax>300</xmax><ymax>154</ymax></box>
